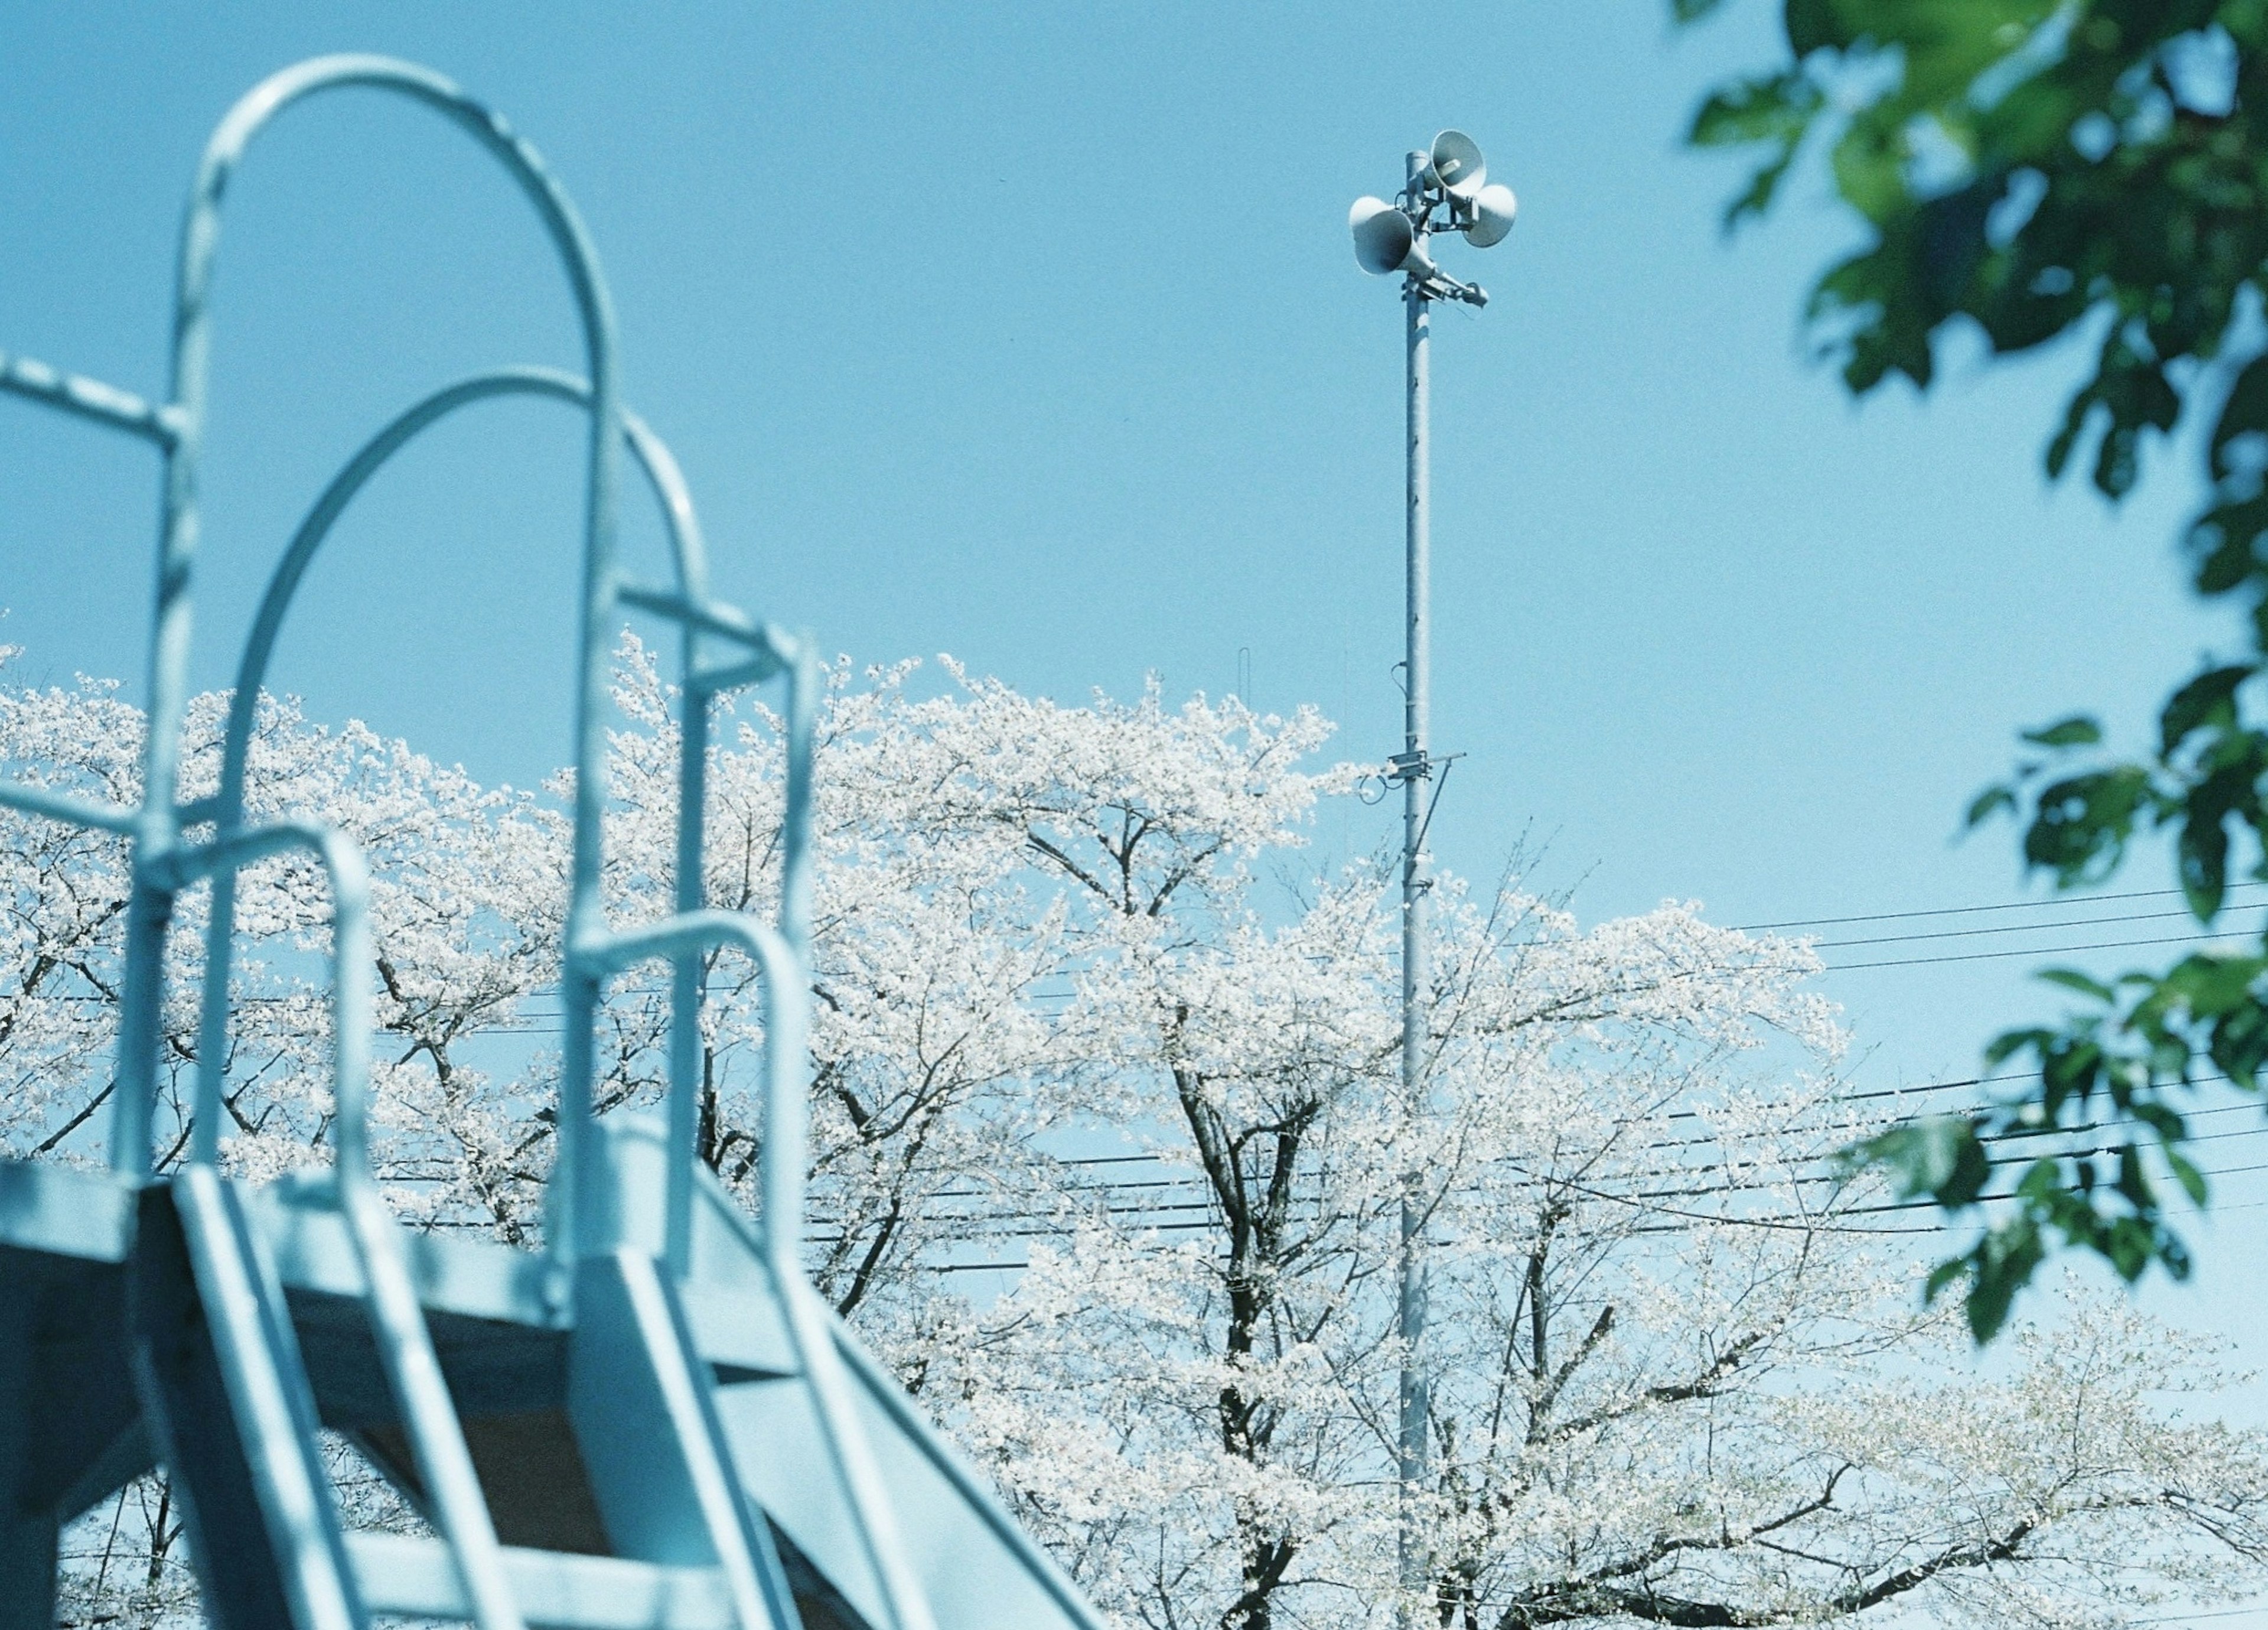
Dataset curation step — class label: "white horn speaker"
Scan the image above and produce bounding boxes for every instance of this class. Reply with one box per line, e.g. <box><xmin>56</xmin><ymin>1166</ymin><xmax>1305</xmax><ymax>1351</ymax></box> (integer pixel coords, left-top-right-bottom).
<box><xmin>1463</xmin><ymin>181</ymin><xmax>1517</xmax><ymax>248</ymax></box>
<box><xmin>1350</xmin><ymin>197</ymin><xmax>1416</xmax><ymax>275</ymax></box>
<box><xmin>1429</xmin><ymin>130</ymin><xmax>1486</xmax><ymax>199</ymax></box>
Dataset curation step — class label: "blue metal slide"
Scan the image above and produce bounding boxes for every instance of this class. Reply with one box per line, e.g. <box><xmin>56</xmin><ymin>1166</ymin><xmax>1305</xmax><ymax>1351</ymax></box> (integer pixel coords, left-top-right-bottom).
<box><xmin>0</xmin><ymin>56</ymin><xmax>1104</xmax><ymax>1630</ymax></box>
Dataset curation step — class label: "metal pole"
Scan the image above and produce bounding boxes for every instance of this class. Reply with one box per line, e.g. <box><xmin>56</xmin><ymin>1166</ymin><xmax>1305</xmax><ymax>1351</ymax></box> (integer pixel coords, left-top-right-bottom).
<box><xmin>1396</xmin><ymin>148</ymin><xmax>1432</xmax><ymax>1626</ymax></box>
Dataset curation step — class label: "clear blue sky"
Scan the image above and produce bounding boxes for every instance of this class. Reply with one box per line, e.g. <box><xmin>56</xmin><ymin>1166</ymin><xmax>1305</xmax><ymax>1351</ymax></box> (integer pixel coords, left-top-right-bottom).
<box><xmin>6</xmin><ymin>0</ymin><xmax>2266</xmax><ymax>1515</ymax></box>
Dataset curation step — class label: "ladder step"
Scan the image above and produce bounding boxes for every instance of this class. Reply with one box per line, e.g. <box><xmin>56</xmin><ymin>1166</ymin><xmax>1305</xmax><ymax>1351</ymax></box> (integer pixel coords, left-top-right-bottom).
<box><xmin>345</xmin><ymin>1532</ymin><xmax>734</xmax><ymax>1630</ymax></box>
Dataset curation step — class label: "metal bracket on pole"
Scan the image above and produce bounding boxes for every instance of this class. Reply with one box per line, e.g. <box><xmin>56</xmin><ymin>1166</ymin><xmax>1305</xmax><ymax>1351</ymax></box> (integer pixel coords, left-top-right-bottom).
<box><xmin>1414</xmin><ymin>274</ymin><xmax>1487</xmax><ymax>308</ymax></box>
<box><xmin>1412</xmin><ymin>753</ymin><xmax>1461</xmax><ymax>856</ymax></box>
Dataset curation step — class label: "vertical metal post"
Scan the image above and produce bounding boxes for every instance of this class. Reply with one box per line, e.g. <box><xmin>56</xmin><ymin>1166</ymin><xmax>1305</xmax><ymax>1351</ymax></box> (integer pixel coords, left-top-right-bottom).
<box><xmin>665</xmin><ymin>663</ymin><xmax>711</xmax><ymax>1278</ymax></box>
<box><xmin>1396</xmin><ymin>148</ymin><xmax>1432</xmax><ymax>1626</ymax></box>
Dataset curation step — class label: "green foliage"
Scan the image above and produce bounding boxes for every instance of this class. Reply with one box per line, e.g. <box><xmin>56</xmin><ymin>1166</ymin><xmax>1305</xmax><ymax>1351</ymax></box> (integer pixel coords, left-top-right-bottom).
<box><xmin>1680</xmin><ymin>0</ymin><xmax>2268</xmax><ymax>1337</ymax></box>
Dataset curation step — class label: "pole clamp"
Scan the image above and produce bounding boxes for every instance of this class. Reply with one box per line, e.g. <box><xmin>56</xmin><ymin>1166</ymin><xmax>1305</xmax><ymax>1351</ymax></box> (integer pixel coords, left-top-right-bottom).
<box><xmin>1386</xmin><ymin>749</ymin><xmax>1432</xmax><ymax>783</ymax></box>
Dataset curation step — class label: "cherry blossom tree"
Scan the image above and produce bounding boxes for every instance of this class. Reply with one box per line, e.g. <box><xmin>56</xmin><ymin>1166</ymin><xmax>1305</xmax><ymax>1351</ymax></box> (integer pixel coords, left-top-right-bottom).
<box><xmin>924</xmin><ymin>870</ymin><xmax>2268</xmax><ymax>1630</ymax></box>
<box><xmin>5</xmin><ymin>637</ymin><xmax>2265</xmax><ymax>1630</ymax></box>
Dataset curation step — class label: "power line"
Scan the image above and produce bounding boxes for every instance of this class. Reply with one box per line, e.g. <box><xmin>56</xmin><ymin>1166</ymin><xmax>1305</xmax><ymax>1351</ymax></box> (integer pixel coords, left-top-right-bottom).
<box><xmin>1735</xmin><ymin>881</ymin><xmax>2268</xmax><ymax>934</ymax></box>
<box><xmin>920</xmin><ymin>1187</ymin><xmax>2268</xmax><ymax>1277</ymax></box>
<box><xmin>865</xmin><ymin>1123</ymin><xmax>2268</xmax><ymax>1241</ymax></box>
<box><xmin>1828</xmin><ymin>928</ymin><xmax>2262</xmax><ymax>974</ymax></box>
<box><xmin>2124</xmin><ymin>1608</ymin><xmax>2268</xmax><ymax>1626</ymax></box>
<box><xmin>1035</xmin><ymin>1071</ymin><xmax>2255</xmax><ymax>1186</ymax></box>
<box><xmin>19</xmin><ymin>905</ymin><xmax>2268</xmax><ymax>1008</ymax></box>
<box><xmin>961</xmin><ymin>1116</ymin><xmax>2268</xmax><ymax>1220</ymax></box>
<box><xmin>1814</xmin><ymin>905</ymin><xmax>2246</xmax><ymax>951</ymax></box>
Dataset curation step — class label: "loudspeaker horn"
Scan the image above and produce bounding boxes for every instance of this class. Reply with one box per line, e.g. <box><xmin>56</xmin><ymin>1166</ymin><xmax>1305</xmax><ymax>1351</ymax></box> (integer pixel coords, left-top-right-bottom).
<box><xmin>1350</xmin><ymin>197</ymin><xmax>1415</xmax><ymax>275</ymax></box>
<box><xmin>1463</xmin><ymin>181</ymin><xmax>1517</xmax><ymax>248</ymax></box>
<box><xmin>1429</xmin><ymin>130</ymin><xmax>1487</xmax><ymax>199</ymax></box>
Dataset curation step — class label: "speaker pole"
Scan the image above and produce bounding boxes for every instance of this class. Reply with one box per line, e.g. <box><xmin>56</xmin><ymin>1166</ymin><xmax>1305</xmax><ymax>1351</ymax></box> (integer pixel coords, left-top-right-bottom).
<box><xmin>1395</xmin><ymin>144</ymin><xmax>1432</xmax><ymax>1630</ymax></box>
<box><xmin>1348</xmin><ymin>127</ymin><xmax>1513</xmax><ymax>1630</ymax></box>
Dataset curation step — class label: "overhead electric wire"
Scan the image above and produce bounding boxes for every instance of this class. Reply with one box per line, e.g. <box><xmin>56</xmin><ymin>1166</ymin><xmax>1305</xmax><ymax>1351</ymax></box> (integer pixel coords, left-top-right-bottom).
<box><xmin>945</xmin><ymin>1108</ymin><xmax>2268</xmax><ymax>1213</ymax></box>
<box><xmin>910</xmin><ymin>1161</ymin><xmax>2268</xmax><ymax>1275</ymax></box>
<box><xmin>1734</xmin><ymin>880</ymin><xmax>2268</xmax><ymax>934</ymax></box>
<box><xmin>843</xmin><ymin>1113</ymin><xmax>2268</xmax><ymax>1250</ymax></box>
<box><xmin>1828</xmin><ymin>927</ymin><xmax>2264</xmax><ymax>973</ymax></box>
<box><xmin>28</xmin><ymin>890</ymin><xmax>2268</xmax><ymax>1263</ymax></box>
<box><xmin>1025</xmin><ymin>1071</ymin><xmax>2253</xmax><ymax>1190</ymax></box>
<box><xmin>921</xmin><ymin>1190</ymin><xmax>2268</xmax><ymax>1277</ymax></box>
<box><xmin>1713</xmin><ymin>881</ymin><xmax>2268</xmax><ymax>974</ymax></box>
<box><xmin>25</xmin><ymin>897</ymin><xmax>2268</xmax><ymax>1022</ymax></box>
<box><xmin>1813</xmin><ymin>905</ymin><xmax>2252</xmax><ymax>951</ymax></box>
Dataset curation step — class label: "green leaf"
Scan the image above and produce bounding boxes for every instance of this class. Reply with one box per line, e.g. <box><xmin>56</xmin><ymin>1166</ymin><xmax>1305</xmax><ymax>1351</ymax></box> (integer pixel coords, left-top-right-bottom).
<box><xmin>2227</xmin><ymin>0</ymin><xmax>2268</xmax><ymax>53</ymax></box>
<box><xmin>1784</xmin><ymin>0</ymin><xmax>1845</xmax><ymax>56</ymax></box>
<box><xmin>2179</xmin><ymin>812</ymin><xmax>2231</xmax><ymax>921</ymax></box>
<box><xmin>2116</xmin><ymin>1141</ymin><xmax>2155</xmax><ymax>1210</ymax></box>
<box><xmin>2089</xmin><ymin>329</ymin><xmax>2182</xmax><ymax>500</ymax></box>
<box><xmin>1982</xmin><ymin>73</ymin><xmax>2093</xmax><ymax>164</ymax></box>
<box><xmin>1984</xmin><ymin>1024</ymin><xmax>2055</xmax><ymax>1068</ymax></box>
<box><xmin>1888</xmin><ymin>0</ymin><xmax>2060</xmax><ymax>105</ymax></box>
<box><xmin>2207</xmin><ymin>984</ymin><xmax>2268</xmax><ymax>1089</ymax></box>
<box><xmin>2175</xmin><ymin>756</ymin><xmax>2266</xmax><ymax>921</ymax></box>
<box><xmin>2160</xmin><ymin>665</ymin><xmax>2253</xmax><ymax>756</ymax></box>
<box><xmin>2021</xmin><ymin>715</ymin><xmax>2102</xmax><ymax>749</ymax></box>
<box><xmin>1830</xmin><ymin>112</ymin><xmax>1914</xmax><ymax>226</ymax></box>
<box><xmin>1966</xmin><ymin>784</ymin><xmax>2018</xmax><ymax>827</ymax></box>
<box><xmin>1690</xmin><ymin>70</ymin><xmax>1820</xmax><ymax>148</ymax></box>
<box><xmin>1681</xmin><ymin>0</ymin><xmax>2268</xmax><ymax>1343</ymax></box>
<box><xmin>2162</xmin><ymin>1228</ymin><xmax>2195</xmax><ymax>1282</ymax></box>
<box><xmin>2189</xmin><ymin>494</ymin><xmax>2268</xmax><ymax>598</ymax></box>
<box><xmin>2040</xmin><ymin>1037</ymin><xmax>2104</xmax><ymax>1118</ymax></box>
<box><xmin>2105</xmin><ymin>1212</ymin><xmax>2156</xmax><ymax>1280</ymax></box>
<box><xmin>2211</xmin><ymin>353</ymin><xmax>2268</xmax><ymax>484</ymax></box>
<box><xmin>1690</xmin><ymin>70</ymin><xmax>1828</xmax><ymax>229</ymax></box>
<box><xmin>1725</xmin><ymin>147</ymin><xmax>1802</xmax><ymax>229</ymax></box>
<box><xmin>1783</xmin><ymin>0</ymin><xmax>2056</xmax><ymax>98</ymax></box>
<box><xmin>2036</xmin><ymin>967</ymin><xmax>2116</xmax><ymax>1003</ymax></box>
<box><xmin>2168</xmin><ymin>1148</ymin><xmax>2210</xmax><ymax>1206</ymax></box>
<box><xmin>1967</xmin><ymin>1216</ymin><xmax>2045</xmax><ymax>1341</ymax></box>
<box><xmin>2022</xmin><ymin>765</ymin><xmax>2150</xmax><ymax>886</ymax></box>
<box><xmin>2131</xmin><ymin>1099</ymin><xmax>2186</xmax><ymax>1143</ymax></box>
<box><xmin>2165</xmin><ymin>952</ymin><xmax>2268</xmax><ymax>1014</ymax></box>
<box><xmin>2013</xmin><ymin>1153</ymin><xmax>2064</xmax><ymax>1200</ymax></box>
<box><xmin>1863</xmin><ymin>1114</ymin><xmax>1992</xmax><ymax>1205</ymax></box>
<box><xmin>2047</xmin><ymin>386</ymin><xmax>2100</xmax><ymax>481</ymax></box>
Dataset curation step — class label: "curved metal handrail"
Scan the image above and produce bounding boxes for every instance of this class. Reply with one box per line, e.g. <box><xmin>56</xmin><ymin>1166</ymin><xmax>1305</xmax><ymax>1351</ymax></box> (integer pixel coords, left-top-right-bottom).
<box><xmin>0</xmin><ymin>51</ymin><xmax>952</xmax><ymax>1630</ymax></box>
<box><xmin>116</xmin><ymin>54</ymin><xmax>620</xmax><ymax>1186</ymax></box>
<box><xmin>175</xmin><ymin>363</ymin><xmax>818</xmax><ymax>1275</ymax></box>
<box><xmin>0</xmin><ymin>53</ymin><xmax>939</xmax><ymax>1630</ymax></box>
<box><xmin>6</xmin><ymin>53</ymin><xmax>821</xmax><ymax>1274</ymax></box>
<box><xmin>187</xmin><ymin>367</ymin><xmax>708</xmax><ymax>1169</ymax></box>
<box><xmin>575</xmin><ymin>911</ymin><xmax>934</xmax><ymax>1630</ymax></box>
<box><xmin>102</xmin><ymin>60</ymin><xmax>621</xmax><ymax>1630</ymax></box>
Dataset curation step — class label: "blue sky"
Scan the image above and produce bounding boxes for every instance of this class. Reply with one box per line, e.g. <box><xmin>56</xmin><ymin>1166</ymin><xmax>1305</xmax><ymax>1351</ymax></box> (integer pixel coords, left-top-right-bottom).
<box><xmin>7</xmin><ymin>0</ymin><xmax>2268</xmax><ymax>1477</ymax></box>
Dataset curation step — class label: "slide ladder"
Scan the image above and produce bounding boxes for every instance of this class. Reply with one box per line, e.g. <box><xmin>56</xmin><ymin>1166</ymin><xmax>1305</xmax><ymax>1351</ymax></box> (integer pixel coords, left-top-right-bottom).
<box><xmin>132</xmin><ymin>1162</ymin><xmax>799</xmax><ymax>1630</ymax></box>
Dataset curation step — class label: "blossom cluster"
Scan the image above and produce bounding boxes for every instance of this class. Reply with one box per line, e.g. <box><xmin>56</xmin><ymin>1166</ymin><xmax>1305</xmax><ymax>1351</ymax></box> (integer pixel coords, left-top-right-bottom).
<box><xmin>4</xmin><ymin>640</ymin><xmax>2260</xmax><ymax>1630</ymax></box>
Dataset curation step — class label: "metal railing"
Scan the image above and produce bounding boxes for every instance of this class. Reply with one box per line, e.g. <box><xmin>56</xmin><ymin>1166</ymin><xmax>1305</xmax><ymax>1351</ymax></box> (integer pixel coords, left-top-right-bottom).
<box><xmin>0</xmin><ymin>54</ymin><xmax>817</xmax><ymax>1274</ymax></box>
<box><xmin>0</xmin><ymin>51</ymin><xmax>940</xmax><ymax>1630</ymax></box>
